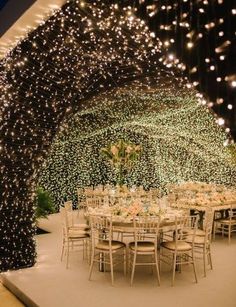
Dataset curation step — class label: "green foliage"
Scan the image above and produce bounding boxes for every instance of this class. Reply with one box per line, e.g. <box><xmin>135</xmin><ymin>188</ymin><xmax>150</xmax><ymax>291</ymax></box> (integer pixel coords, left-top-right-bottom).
<box><xmin>35</xmin><ymin>187</ymin><xmax>55</xmax><ymax>220</ymax></box>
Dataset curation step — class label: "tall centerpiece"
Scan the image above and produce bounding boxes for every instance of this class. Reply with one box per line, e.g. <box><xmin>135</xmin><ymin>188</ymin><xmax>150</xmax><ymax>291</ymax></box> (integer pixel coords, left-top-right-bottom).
<box><xmin>100</xmin><ymin>139</ymin><xmax>142</xmax><ymax>186</ymax></box>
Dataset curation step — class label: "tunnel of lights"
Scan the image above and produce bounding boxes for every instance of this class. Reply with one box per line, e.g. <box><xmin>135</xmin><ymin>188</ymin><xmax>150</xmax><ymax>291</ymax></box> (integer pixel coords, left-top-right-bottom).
<box><xmin>39</xmin><ymin>83</ymin><xmax>235</xmax><ymax>209</ymax></box>
<box><xmin>0</xmin><ymin>0</ymin><xmax>235</xmax><ymax>271</ymax></box>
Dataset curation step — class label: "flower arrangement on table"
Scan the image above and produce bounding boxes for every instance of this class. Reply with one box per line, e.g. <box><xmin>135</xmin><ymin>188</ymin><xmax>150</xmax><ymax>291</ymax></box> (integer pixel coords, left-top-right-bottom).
<box><xmin>88</xmin><ymin>201</ymin><xmax>165</xmax><ymax>219</ymax></box>
<box><xmin>100</xmin><ymin>139</ymin><xmax>142</xmax><ymax>186</ymax></box>
<box><xmin>168</xmin><ymin>181</ymin><xmax>236</xmax><ymax>209</ymax></box>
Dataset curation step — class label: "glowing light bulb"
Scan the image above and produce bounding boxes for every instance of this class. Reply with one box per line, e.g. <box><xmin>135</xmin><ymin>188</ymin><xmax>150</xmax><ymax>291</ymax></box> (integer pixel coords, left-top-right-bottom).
<box><xmin>217</xmin><ymin>98</ymin><xmax>224</xmax><ymax>104</ymax></box>
<box><xmin>187</xmin><ymin>42</ymin><xmax>193</xmax><ymax>49</ymax></box>
<box><xmin>223</xmin><ymin>140</ymin><xmax>229</xmax><ymax>146</ymax></box>
<box><xmin>80</xmin><ymin>1</ymin><xmax>85</xmax><ymax>7</ymax></box>
<box><xmin>217</xmin><ymin>118</ymin><xmax>225</xmax><ymax>126</ymax></box>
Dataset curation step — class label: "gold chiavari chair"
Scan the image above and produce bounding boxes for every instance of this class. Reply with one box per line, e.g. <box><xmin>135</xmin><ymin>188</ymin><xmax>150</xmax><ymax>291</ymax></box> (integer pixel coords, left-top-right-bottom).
<box><xmin>128</xmin><ymin>215</ymin><xmax>161</xmax><ymax>286</ymax></box>
<box><xmin>88</xmin><ymin>214</ymin><xmax>126</xmax><ymax>285</ymax></box>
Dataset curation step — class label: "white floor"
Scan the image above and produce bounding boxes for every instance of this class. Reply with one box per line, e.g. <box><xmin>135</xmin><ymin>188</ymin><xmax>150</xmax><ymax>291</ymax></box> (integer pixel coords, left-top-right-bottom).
<box><xmin>1</xmin><ymin>212</ymin><xmax>236</xmax><ymax>307</ymax></box>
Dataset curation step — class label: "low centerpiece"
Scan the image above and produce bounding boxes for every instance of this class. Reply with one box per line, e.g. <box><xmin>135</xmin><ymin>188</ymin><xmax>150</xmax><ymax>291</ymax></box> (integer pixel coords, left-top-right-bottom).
<box><xmin>100</xmin><ymin>139</ymin><xmax>142</xmax><ymax>186</ymax></box>
<box><xmin>87</xmin><ymin>201</ymin><xmax>166</xmax><ymax>221</ymax></box>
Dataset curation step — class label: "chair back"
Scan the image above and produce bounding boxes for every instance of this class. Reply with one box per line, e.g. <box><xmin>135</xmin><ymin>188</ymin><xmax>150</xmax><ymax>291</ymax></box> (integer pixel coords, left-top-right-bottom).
<box><xmin>171</xmin><ymin>215</ymin><xmax>199</xmax><ymax>249</ymax></box>
<box><xmin>60</xmin><ymin>207</ymin><xmax>71</xmax><ymax>237</ymax></box>
<box><xmin>84</xmin><ymin>187</ymin><xmax>94</xmax><ymax>197</ymax></box>
<box><xmin>85</xmin><ymin>196</ymin><xmax>102</xmax><ymax>211</ymax></box>
<box><xmin>204</xmin><ymin>209</ymin><xmax>214</xmax><ymax>242</ymax></box>
<box><xmin>229</xmin><ymin>204</ymin><xmax>236</xmax><ymax>220</ymax></box>
<box><xmin>183</xmin><ymin>215</ymin><xmax>199</xmax><ymax>245</ymax></box>
<box><xmin>133</xmin><ymin>216</ymin><xmax>161</xmax><ymax>249</ymax></box>
<box><xmin>63</xmin><ymin>201</ymin><xmax>75</xmax><ymax>226</ymax></box>
<box><xmin>64</xmin><ymin>200</ymin><xmax>73</xmax><ymax>212</ymax></box>
<box><xmin>89</xmin><ymin>214</ymin><xmax>113</xmax><ymax>247</ymax></box>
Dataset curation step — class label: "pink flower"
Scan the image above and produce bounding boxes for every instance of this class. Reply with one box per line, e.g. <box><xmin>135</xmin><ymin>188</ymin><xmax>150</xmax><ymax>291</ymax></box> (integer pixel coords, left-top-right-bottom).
<box><xmin>127</xmin><ymin>201</ymin><xmax>143</xmax><ymax>216</ymax></box>
<box><xmin>125</xmin><ymin>146</ymin><xmax>133</xmax><ymax>153</ymax></box>
<box><xmin>110</xmin><ymin>145</ymin><xmax>118</xmax><ymax>156</ymax></box>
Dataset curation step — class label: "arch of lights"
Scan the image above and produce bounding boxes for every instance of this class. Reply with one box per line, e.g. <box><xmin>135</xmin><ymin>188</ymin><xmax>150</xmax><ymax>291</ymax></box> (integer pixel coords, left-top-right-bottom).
<box><xmin>0</xmin><ymin>0</ymin><xmax>235</xmax><ymax>271</ymax></box>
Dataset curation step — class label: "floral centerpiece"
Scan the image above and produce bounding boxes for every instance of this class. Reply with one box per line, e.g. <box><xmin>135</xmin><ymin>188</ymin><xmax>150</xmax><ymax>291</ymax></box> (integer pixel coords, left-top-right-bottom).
<box><xmin>88</xmin><ymin>201</ymin><xmax>165</xmax><ymax>220</ymax></box>
<box><xmin>100</xmin><ymin>139</ymin><xmax>142</xmax><ymax>186</ymax></box>
<box><xmin>168</xmin><ymin>181</ymin><xmax>236</xmax><ymax>209</ymax></box>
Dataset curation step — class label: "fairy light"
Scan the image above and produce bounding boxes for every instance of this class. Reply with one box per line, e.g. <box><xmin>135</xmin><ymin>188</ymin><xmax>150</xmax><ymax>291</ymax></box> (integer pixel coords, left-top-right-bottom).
<box><xmin>217</xmin><ymin>118</ymin><xmax>225</xmax><ymax>126</ymax></box>
<box><xmin>231</xmin><ymin>81</ymin><xmax>236</xmax><ymax>87</ymax></box>
<box><xmin>132</xmin><ymin>0</ymin><xmax>235</xmax><ymax>138</ymax></box>
<box><xmin>39</xmin><ymin>85</ymin><xmax>236</xmax><ymax>208</ymax></box>
<box><xmin>0</xmin><ymin>0</ymin><xmax>235</xmax><ymax>272</ymax></box>
<box><xmin>187</xmin><ymin>41</ymin><xmax>193</xmax><ymax>49</ymax></box>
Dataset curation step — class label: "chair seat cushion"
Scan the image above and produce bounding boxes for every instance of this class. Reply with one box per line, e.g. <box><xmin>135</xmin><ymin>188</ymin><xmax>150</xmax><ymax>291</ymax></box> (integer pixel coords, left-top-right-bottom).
<box><xmin>68</xmin><ymin>230</ymin><xmax>89</xmax><ymax>238</ymax></box>
<box><xmin>161</xmin><ymin>241</ymin><xmax>192</xmax><ymax>251</ymax></box>
<box><xmin>218</xmin><ymin>219</ymin><xmax>236</xmax><ymax>224</ymax></box>
<box><xmin>71</xmin><ymin>223</ymin><xmax>90</xmax><ymax>230</ymax></box>
<box><xmin>185</xmin><ymin>235</ymin><xmax>208</xmax><ymax>245</ymax></box>
<box><xmin>96</xmin><ymin>240</ymin><xmax>125</xmax><ymax>250</ymax></box>
<box><xmin>129</xmin><ymin>241</ymin><xmax>155</xmax><ymax>252</ymax></box>
<box><xmin>183</xmin><ymin>229</ymin><xmax>205</xmax><ymax>236</ymax></box>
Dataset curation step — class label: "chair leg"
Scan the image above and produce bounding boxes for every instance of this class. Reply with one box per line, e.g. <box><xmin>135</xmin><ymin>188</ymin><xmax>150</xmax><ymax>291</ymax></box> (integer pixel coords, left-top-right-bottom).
<box><xmin>88</xmin><ymin>249</ymin><xmax>95</xmax><ymax>280</ymax></box>
<box><xmin>61</xmin><ymin>240</ymin><xmax>65</xmax><ymax>261</ymax></box>
<box><xmin>109</xmin><ymin>251</ymin><xmax>114</xmax><ymax>286</ymax></box>
<box><xmin>208</xmin><ymin>246</ymin><xmax>213</xmax><ymax>270</ymax></box>
<box><xmin>172</xmin><ymin>253</ymin><xmax>177</xmax><ymax>287</ymax></box>
<box><xmin>228</xmin><ymin>225</ymin><xmax>231</xmax><ymax>244</ymax></box>
<box><xmin>82</xmin><ymin>240</ymin><xmax>85</xmax><ymax>260</ymax></box>
<box><xmin>66</xmin><ymin>241</ymin><xmax>70</xmax><ymax>269</ymax></box>
<box><xmin>130</xmin><ymin>252</ymin><xmax>137</xmax><ymax>286</ymax></box>
<box><xmin>154</xmin><ymin>250</ymin><xmax>161</xmax><ymax>286</ymax></box>
<box><xmin>123</xmin><ymin>249</ymin><xmax>126</xmax><ymax>276</ymax></box>
<box><xmin>192</xmin><ymin>251</ymin><xmax>198</xmax><ymax>283</ymax></box>
<box><xmin>203</xmin><ymin>246</ymin><xmax>206</xmax><ymax>277</ymax></box>
<box><xmin>212</xmin><ymin>221</ymin><xmax>216</xmax><ymax>241</ymax></box>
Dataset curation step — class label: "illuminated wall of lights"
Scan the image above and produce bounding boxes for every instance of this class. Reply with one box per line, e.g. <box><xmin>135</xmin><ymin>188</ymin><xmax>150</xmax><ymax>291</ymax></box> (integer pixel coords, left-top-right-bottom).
<box><xmin>0</xmin><ymin>0</ymin><xmax>234</xmax><ymax>271</ymax></box>
<box><xmin>39</xmin><ymin>85</ymin><xmax>236</xmax><ymax>209</ymax></box>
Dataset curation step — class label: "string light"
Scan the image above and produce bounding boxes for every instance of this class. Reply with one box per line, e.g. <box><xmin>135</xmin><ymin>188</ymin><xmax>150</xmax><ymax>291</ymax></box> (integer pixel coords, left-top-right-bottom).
<box><xmin>231</xmin><ymin>81</ymin><xmax>236</xmax><ymax>87</ymax></box>
<box><xmin>133</xmin><ymin>0</ymin><xmax>235</xmax><ymax>138</ymax></box>
<box><xmin>39</xmin><ymin>85</ymin><xmax>236</xmax><ymax>208</ymax></box>
<box><xmin>0</xmin><ymin>0</ymin><xmax>235</xmax><ymax>272</ymax></box>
